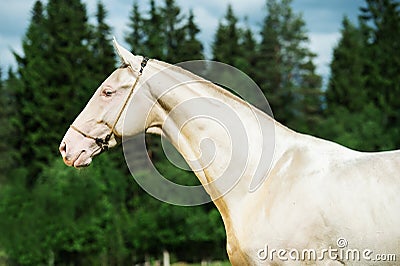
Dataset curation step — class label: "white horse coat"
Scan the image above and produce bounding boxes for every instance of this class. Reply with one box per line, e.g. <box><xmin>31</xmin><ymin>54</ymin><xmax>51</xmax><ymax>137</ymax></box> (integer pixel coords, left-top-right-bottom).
<box><xmin>60</xmin><ymin>40</ymin><xmax>400</xmax><ymax>265</ymax></box>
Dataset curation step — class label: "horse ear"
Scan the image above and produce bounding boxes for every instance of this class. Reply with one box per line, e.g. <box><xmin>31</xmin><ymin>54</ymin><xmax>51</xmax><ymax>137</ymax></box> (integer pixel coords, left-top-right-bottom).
<box><xmin>113</xmin><ymin>37</ymin><xmax>133</xmax><ymax>65</ymax></box>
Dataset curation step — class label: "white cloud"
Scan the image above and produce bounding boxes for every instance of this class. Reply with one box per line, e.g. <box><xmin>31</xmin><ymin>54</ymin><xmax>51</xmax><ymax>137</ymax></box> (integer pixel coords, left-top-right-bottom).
<box><xmin>0</xmin><ymin>35</ymin><xmax>22</xmax><ymax>71</ymax></box>
<box><xmin>308</xmin><ymin>32</ymin><xmax>341</xmax><ymax>85</ymax></box>
<box><xmin>0</xmin><ymin>0</ymin><xmax>32</xmax><ymax>70</ymax></box>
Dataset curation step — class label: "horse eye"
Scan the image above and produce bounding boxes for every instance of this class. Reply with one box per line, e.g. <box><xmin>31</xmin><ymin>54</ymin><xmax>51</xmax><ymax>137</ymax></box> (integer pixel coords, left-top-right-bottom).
<box><xmin>102</xmin><ymin>88</ymin><xmax>114</xmax><ymax>97</ymax></box>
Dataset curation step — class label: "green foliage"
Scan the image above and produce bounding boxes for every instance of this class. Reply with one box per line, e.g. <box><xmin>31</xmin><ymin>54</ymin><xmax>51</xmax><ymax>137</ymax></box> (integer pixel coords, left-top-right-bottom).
<box><xmin>254</xmin><ymin>0</ymin><xmax>323</xmax><ymax>130</ymax></box>
<box><xmin>125</xmin><ymin>1</ymin><xmax>145</xmax><ymax>55</ymax></box>
<box><xmin>13</xmin><ymin>0</ymin><xmax>95</xmax><ymax>180</ymax></box>
<box><xmin>0</xmin><ymin>155</ymin><xmax>132</xmax><ymax>265</ymax></box>
<box><xmin>235</xmin><ymin>21</ymin><xmax>258</xmax><ymax>75</ymax></box>
<box><xmin>91</xmin><ymin>1</ymin><xmax>116</xmax><ymax>78</ymax></box>
<box><xmin>0</xmin><ymin>168</ymin><xmax>46</xmax><ymax>265</ymax></box>
<box><xmin>319</xmin><ymin>104</ymin><xmax>394</xmax><ymax>151</ymax></box>
<box><xmin>125</xmin><ymin>0</ymin><xmax>204</xmax><ymax>61</ymax></box>
<box><xmin>360</xmin><ymin>0</ymin><xmax>400</xmax><ymax>148</ymax></box>
<box><xmin>322</xmin><ymin>0</ymin><xmax>400</xmax><ymax>151</ymax></box>
<box><xmin>1</xmin><ymin>0</ymin><xmax>400</xmax><ymax>264</ymax></box>
<box><xmin>212</xmin><ymin>5</ymin><xmax>241</xmax><ymax>66</ymax></box>
<box><xmin>326</xmin><ymin>17</ymin><xmax>367</xmax><ymax>112</ymax></box>
<box><xmin>162</xmin><ymin>0</ymin><xmax>186</xmax><ymax>62</ymax></box>
<box><xmin>144</xmin><ymin>0</ymin><xmax>167</xmax><ymax>59</ymax></box>
<box><xmin>212</xmin><ymin>5</ymin><xmax>257</xmax><ymax>70</ymax></box>
<box><xmin>0</xmin><ymin>69</ymin><xmax>23</xmax><ymax>183</ymax></box>
<box><xmin>179</xmin><ymin>10</ymin><xmax>204</xmax><ymax>61</ymax></box>
<box><xmin>212</xmin><ymin>0</ymin><xmax>322</xmax><ymax>133</ymax></box>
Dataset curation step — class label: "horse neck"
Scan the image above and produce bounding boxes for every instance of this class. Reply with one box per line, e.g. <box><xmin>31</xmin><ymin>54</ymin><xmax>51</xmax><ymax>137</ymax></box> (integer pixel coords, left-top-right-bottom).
<box><xmin>144</xmin><ymin>61</ymin><xmax>295</xmax><ymax>202</ymax></box>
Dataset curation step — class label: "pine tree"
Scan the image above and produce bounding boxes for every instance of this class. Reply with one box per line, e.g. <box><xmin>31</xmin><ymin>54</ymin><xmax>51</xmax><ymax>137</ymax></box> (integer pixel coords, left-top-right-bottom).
<box><xmin>278</xmin><ymin>0</ymin><xmax>322</xmax><ymax>131</ymax></box>
<box><xmin>0</xmin><ymin>67</ymin><xmax>9</xmax><ymax>182</ymax></box>
<box><xmin>236</xmin><ymin>20</ymin><xmax>257</xmax><ymax>76</ymax></box>
<box><xmin>321</xmin><ymin>2</ymin><xmax>400</xmax><ymax>151</ymax></box>
<box><xmin>326</xmin><ymin>17</ymin><xmax>367</xmax><ymax>113</ymax></box>
<box><xmin>126</xmin><ymin>1</ymin><xmax>203</xmax><ymax>62</ymax></box>
<box><xmin>255</xmin><ymin>0</ymin><xmax>285</xmax><ymax>120</ymax></box>
<box><xmin>162</xmin><ymin>0</ymin><xmax>186</xmax><ymax>63</ymax></box>
<box><xmin>125</xmin><ymin>1</ymin><xmax>145</xmax><ymax>55</ymax></box>
<box><xmin>179</xmin><ymin>10</ymin><xmax>204</xmax><ymax>61</ymax></box>
<box><xmin>14</xmin><ymin>0</ymin><xmax>95</xmax><ymax>180</ymax></box>
<box><xmin>360</xmin><ymin>0</ymin><xmax>400</xmax><ymax>148</ymax></box>
<box><xmin>212</xmin><ymin>5</ymin><xmax>242</xmax><ymax>67</ymax></box>
<box><xmin>0</xmin><ymin>69</ymin><xmax>23</xmax><ymax>177</ymax></box>
<box><xmin>43</xmin><ymin>0</ymin><xmax>95</xmax><ymax>135</ymax></box>
<box><xmin>360</xmin><ymin>0</ymin><xmax>400</xmax><ymax>105</ymax></box>
<box><xmin>13</xmin><ymin>0</ymin><xmax>50</xmax><ymax>178</ymax></box>
<box><xmin>255</xmin><ymin>0</ymin><xmax>322</xmax><ymax>130</ymax></box>
<box><xmin>292</xmin><ymin>58</ymin><xmax>323</xmax><ymax>133</ymax></box>
<box><xmin>143</xmin><ymin>0</ymin><xmax>165</xmax><ymax>59</ymax></box>
<box><xmin>91</xmin><ymin>1</ymin><xmax>115</xmax><ymax>78</ymax></box>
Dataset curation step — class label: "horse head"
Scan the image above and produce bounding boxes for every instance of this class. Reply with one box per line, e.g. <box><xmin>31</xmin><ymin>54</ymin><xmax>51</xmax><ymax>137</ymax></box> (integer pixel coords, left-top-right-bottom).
<box><xmin>59</xmin><ymin>40</ymin><xmax>151</xmax><ymax>168</ymax></box>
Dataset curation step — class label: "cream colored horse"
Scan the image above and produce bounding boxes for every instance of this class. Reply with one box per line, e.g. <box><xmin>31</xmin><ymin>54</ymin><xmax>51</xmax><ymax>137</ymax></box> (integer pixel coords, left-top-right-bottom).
<box><xmin>60</xmin><ymin>40</ymin><xmax>400</xmax><ymax>265</ymax></box>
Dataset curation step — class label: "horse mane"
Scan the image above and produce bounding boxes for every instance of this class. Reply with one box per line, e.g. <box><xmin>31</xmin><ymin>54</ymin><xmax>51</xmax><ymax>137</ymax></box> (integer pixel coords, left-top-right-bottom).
<box><xmin>151</xmin><ymin>59</ymin><xmax>256</xmax><ymax>109</ymax></box>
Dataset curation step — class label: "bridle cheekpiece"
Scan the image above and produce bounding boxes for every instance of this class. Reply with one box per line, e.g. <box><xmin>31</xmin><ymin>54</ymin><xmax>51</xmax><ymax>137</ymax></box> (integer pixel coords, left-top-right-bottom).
<box><xmin>70</xmin><ymin>56</ymin><xmax>149</xmax><ymax>151</ymax></box>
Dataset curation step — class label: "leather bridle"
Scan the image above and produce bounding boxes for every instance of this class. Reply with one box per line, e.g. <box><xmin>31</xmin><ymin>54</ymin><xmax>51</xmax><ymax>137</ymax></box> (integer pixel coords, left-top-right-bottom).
<box><xmin>70</xmin><ymin>57</ymin><xmax>149</xmax><ymax>151</ymax></box>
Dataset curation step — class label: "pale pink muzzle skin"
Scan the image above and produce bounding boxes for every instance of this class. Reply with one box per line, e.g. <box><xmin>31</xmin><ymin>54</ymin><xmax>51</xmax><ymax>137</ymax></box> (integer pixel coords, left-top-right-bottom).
<box><xmin>59</xmin><ymin>128</ymin><xmax>101</xmax><ymax>168</ymax></box>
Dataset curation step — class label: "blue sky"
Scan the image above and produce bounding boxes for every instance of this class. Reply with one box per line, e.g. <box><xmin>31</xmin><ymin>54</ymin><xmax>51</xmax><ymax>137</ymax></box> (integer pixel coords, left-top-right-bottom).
<box><xmin>0</xmin><ymin>0</ymin><xmax>365</xmax><ymax>81</ymax></box>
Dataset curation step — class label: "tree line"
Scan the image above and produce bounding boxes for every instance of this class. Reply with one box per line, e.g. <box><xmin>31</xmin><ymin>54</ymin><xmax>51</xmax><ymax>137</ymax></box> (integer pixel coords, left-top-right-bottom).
<box><xmin>0</xmin><ymin>0</ymin><xmax>398</xmax><ymax>264</ymax></box>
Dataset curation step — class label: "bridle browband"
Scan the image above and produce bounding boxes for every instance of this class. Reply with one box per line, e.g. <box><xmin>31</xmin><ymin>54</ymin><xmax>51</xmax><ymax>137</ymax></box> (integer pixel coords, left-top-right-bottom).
<box><xmin>70</xmin><ymin>56</ymin><xmax>149</xmax><ymax>151</ymax></box>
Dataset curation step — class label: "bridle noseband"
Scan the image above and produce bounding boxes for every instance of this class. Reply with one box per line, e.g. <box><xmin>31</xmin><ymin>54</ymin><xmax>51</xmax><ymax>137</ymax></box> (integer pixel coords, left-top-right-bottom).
<box><xmin>70</xmin><ymin>56</ymin><xmax>149</xmax><ymax>151</ymax></box>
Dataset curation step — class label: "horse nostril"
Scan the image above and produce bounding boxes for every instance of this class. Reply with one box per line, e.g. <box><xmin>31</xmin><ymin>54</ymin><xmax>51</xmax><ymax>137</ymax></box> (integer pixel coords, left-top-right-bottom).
<box><xmin>59</xmin><ymin>142</ymin><xmax>67</xmax><ymax>157</ymax></box>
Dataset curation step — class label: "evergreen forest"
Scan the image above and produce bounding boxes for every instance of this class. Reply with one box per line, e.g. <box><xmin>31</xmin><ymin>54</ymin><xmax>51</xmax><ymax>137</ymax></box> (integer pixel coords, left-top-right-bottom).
<box><xmin>0</xmin><ymin>0</ymin><xmax>399</xmax><ymax>264</ymax></box>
